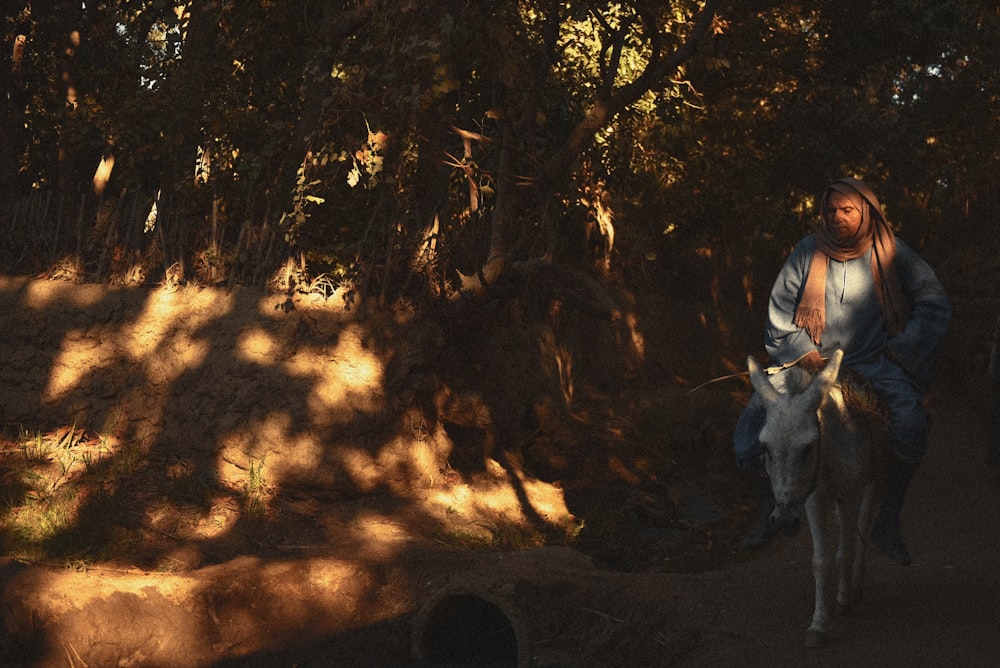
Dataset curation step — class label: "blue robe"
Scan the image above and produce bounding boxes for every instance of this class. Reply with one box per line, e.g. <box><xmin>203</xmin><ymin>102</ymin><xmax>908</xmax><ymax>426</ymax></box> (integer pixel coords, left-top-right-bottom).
<box><xmin>735</xmin><ymin>234</ymin><xmax>951</xmax><ymax>469</ymax></box>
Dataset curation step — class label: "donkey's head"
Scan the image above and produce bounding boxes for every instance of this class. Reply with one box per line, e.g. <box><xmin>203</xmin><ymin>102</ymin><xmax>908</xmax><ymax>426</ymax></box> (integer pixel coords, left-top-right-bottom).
<box><xmin>747</xmin><ymin>350</ymin><xmax>844</xmax><ymax>535</ymax></box>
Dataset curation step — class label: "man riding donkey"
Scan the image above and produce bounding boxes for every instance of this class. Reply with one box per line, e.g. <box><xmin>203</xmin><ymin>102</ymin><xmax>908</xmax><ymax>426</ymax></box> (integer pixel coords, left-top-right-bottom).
<box><xmin>733</xmin><ymin>177</ymin><xmax>951</xmax><ymax>565</ymax></box>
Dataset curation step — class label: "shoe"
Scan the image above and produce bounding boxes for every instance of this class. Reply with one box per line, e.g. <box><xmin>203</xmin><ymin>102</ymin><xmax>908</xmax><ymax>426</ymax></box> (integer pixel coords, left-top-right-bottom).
<box><xmin>870</xmin><ymin>512</ymin><xmax>911</xmax><ymax>566</ymax></box>
<box><xmin>739</xmin><ymin>471</ymin><xmax>777</xmax><ymax>549</ymax></box>
<box><xmin>869</xmin><ymin>454</ymin><xmax>917</xmax><ymax>566</ymax></box>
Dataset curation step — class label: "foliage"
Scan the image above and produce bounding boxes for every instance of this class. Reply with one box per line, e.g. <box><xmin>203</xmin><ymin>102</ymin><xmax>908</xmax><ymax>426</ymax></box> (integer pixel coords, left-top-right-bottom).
<box><xmin>242</xmin><ymin>455</ymin><xmax>268</xmax><ymax>522</ymax></box>
<box><xmin>0</xmin><ymin>0</ymin><xmax>998</xmax><ymax>301</ymax></box>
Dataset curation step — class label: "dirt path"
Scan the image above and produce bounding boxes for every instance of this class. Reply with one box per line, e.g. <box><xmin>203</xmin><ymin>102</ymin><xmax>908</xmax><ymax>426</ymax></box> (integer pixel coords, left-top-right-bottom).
<box><xmin>1</xmin><ymin>274</ymin><xmax>998</xmax><ymax>666</ymax></box>
<box><xmin>5</xmin><ymin>388</ymin><xmax>995</xmax><ymax>668</ymax></box>
<box><xmin>246</xmin><ymin>388</ymin><xmax>1000</xmax><ymax>667</ymax></box>
<box><xmin>662</xmin><ymin>389</ymin><xmax>1000</xmax><ymax>667</ymax></box>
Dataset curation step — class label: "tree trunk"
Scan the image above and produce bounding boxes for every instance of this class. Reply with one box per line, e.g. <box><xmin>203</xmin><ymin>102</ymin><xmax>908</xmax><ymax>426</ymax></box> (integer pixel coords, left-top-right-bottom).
<box><xmin>285</xmin><ymin>3</ymin><xmax>375</xmax><ymax>190</ymax></box>
<box><xmin>57</xmin><ymin>16</ymin><xmax>84</xmax><ymax>233</ymax></box>
<box><xmin>459</xmin><ymin>0</ymin><xmax>722</xmax><ymax>299</ymax></box>
<box><xmin>0</xmin><ymin>30</ymin><xmax>27</xmax><ymax>198</ymax></box>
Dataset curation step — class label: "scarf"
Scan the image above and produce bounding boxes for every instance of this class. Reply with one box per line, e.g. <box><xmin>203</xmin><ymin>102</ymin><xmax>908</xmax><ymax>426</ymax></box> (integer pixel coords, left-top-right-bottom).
<box><xmin>794</xmin><ymin>177</ymin><xmax>909</xmax><ymax>345</ymax></box>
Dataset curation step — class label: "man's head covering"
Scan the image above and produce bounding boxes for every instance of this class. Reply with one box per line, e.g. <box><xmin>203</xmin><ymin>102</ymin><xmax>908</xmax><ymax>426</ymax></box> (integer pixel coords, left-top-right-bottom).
<box><xmin>816</xmin><ymin>178</ymin><xmax>881</xmax><ymax>259</ymax></box>
<box><xmin>794</xmin><ymin>177</ymin><xmax>909</xmax><ymax>345</ymax></box>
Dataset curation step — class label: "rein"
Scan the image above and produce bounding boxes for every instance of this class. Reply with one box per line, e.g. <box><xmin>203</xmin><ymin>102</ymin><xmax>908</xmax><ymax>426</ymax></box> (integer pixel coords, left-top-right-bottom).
<box><xmin>687</xmin><ymin>353</ymin><xmax>829</xmax><ymax>394</ymax></box>
<box><xmin>686</xmin><ymin>364</ymin><xmax>783</xmax><ymax>394</ymax></box>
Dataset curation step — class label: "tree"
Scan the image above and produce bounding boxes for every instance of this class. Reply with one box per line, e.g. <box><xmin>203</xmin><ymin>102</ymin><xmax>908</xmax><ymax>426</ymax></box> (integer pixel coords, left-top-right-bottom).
<box><xmin>1</xmin><ymin>0</ymin><xmax>998</xmax><ymax>302</ymax></box>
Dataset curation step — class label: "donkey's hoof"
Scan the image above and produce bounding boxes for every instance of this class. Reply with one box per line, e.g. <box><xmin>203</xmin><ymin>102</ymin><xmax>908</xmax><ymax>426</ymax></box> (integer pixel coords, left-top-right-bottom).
<box><xmin>804</xmin><ymin>629</ymin><xmax>828</xmax><ymax>648</ymax></box>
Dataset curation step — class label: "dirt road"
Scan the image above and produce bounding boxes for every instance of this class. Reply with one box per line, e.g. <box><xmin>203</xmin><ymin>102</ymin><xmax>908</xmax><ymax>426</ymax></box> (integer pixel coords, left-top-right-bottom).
<box><xmin>663</xmin><ymin>389</ymin><xmax>1000</xmax><ymax>667</ymax></box>
<box><xmin>1</xmin><ymin>275</ymin><xmax>998</xmax><ymax>666</ymax></box>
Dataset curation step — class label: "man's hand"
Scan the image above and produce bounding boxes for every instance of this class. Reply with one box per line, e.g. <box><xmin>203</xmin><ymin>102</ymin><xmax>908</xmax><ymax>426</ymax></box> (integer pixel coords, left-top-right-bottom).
<box><xmin>797</xmin><ymin>350</ymin><xmax>826</xmax><ymax>371</ymax></box>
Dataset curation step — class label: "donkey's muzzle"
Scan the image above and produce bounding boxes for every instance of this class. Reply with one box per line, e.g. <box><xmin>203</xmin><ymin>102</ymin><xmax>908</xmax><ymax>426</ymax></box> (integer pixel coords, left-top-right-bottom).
<box><xmin>770</xmin><ymin>507</ymin><xmax>802</xmax><ymax>536</ymax></box>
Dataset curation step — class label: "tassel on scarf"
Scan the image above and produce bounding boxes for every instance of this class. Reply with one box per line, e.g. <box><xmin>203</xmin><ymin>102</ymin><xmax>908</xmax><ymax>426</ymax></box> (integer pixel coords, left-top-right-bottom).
<box><xmin>794</xmin><ymin>306</ymin><xmax>826</xmax><ymax>345</ymax></box>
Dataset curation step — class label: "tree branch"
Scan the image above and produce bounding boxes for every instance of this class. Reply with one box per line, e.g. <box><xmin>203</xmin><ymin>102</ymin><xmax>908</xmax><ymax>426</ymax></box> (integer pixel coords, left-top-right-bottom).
<box><xmin>541</xmin><ymin>0</ymin><xmax>723</xmax><ymax>192</ymax></box>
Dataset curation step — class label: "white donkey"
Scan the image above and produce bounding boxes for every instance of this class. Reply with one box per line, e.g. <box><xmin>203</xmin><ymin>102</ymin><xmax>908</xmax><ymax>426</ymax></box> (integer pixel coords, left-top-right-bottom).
<box><xmin>748</xmin><ymin>349</ymin><xmax>887</xmax><ymax>648</ymax></box>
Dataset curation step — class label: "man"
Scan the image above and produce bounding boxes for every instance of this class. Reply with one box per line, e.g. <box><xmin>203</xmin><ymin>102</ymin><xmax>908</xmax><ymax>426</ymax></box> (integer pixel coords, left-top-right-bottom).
<box><xmin>734</xmin><ymin>177</ymin><xmax>952</xmax><ymax>565</ymax></box>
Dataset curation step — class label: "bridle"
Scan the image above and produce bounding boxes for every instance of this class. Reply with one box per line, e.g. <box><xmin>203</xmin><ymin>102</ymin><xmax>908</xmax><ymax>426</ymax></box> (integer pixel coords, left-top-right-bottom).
<box><xmin>687</xmin><ymin>353</ymin><xmax>831</xmax><ymax>394</ymax></box>
<box><xmin>771</xmin><ymin>386</ymin><xmax>831</xmax><ymax>510</ymax></box>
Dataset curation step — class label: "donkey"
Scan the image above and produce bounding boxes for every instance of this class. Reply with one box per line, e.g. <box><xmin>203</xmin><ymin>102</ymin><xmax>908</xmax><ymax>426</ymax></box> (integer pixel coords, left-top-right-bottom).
<box><xmin>748</xmin><ymin>349</ymin><xmax>887</xmax><ymax>648</ymax></box>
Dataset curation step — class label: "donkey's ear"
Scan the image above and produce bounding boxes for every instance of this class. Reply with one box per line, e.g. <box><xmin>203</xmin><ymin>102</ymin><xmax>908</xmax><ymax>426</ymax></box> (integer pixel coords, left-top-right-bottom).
<box><xmin>803</xmin><ymin>350</ymin><xmax>843</xmax><ymax>409</ymax></box>
<box><xmin>817</xmin><ymin>349</ymin><xmax>844</xmax><ymax>389</ymax></box>
<box><xmin>748</xmin><ymin>356</ymin><xmax>780</xmax><ymax>403</ymax></box>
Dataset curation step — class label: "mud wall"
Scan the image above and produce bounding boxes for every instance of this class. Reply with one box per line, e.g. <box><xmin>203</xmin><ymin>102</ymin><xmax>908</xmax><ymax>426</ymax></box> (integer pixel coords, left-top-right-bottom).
<box><xmin>0</xmin><ymin>276</ymin><xmax>448</xmax><ymax>496</ymax></box>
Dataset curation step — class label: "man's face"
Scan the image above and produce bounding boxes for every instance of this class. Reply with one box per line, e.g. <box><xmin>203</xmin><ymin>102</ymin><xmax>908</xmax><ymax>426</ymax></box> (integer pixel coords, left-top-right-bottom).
<box><xmin>824</xmin><ymin>191</ymin><xmax>864</xmax><ymax>241</ymax></box>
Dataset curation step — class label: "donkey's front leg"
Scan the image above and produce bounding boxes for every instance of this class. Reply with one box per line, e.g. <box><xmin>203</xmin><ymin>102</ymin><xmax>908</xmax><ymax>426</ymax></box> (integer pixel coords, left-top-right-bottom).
<box><xmin>805</xmin><ymin>492</ymin><xmax>834</xmax><ymax>648</ymax></box>
<box><xmin>835</xmin><ymin>493</ymin><xmax>866</xmax><ymax>615</ymax></box>
<box><xmin>851</xmin><ymin>482</ymin><xmax>877</xmax><ymax>607</ymax></box>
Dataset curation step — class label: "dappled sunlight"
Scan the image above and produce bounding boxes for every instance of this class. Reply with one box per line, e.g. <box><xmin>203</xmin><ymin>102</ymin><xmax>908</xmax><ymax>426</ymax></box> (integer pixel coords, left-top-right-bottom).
<box><xmin>0</xmin><ymin>0</ymin><xmax>995</xmax><ymax>656</ymax></box>
<box><xmin>42</xmin><ymin>285</ymin><xmax>223</xmax><ymax>405</ymax></box>
<box><xmin>12</xmin><ymin>555</ymin><xmax>405</xmax><ymax>667</ymax></box>
<box><xmin>285</xmin><ymin>323</ymin><xmax>385</xmax><ymax>416</ymax></box>
<box><xmin>299</xmin><ymin>557</ymin><xmax>370</xmax><ymax>590</ymax></box>
<box><xmin>126</xmin><ymin>285</ymin><xmax>232</xmax><ymax>359</ymax></box>
<box><xmin>339</xmin><ymin>430</ymin><xmax>449</xmax><ymax>495</ymax></box>
<box><xmin>20</xmin><ymin>278</ymin><xmax>105</xmax><ymax>309</ymax></box>
<box><xmin>37</xmin><ymin>567</ymin><xmax>201</xmax><ymax>607</ymax></box>
<box><xmin>236</xmin><ymin>327</ymin><xmax>280</xmax><ymax>363</ymax></box>
<box><xmin>5</xmin><ymin>274</ymin><xmax>586</xmax><ymax>656</ymax></box>
<box><xmin>4</xmin><ymin>276</ymin><xmax>591</xmax><ymax>576</ymax></box>
<box><xmin>139</xmin><ymin>333</ymin><xmax>210</xmax><ymax>387</ymax></box>
<box><xmin>378</xmin><ymin>431</ymin><xmax>449</xmax><ymax>490</ymax></box>
<box><xmin>426</xmin><ymin>458</ymin><xmax>573</xmax><ymax>529</ymax></box>
<box><xmin>43</xmin><ymin>330</ymin><xmax>116</xmax><ymax>402</ymax></box>
<box><xmin>215</xmin><ymin>411</ymin><xmax>322</xmax><ymax>480</ymax></box>
<box><xmin>346</xmin><ymin>509</ymin><xmax>422</xmax><ymax>555</ymax></box>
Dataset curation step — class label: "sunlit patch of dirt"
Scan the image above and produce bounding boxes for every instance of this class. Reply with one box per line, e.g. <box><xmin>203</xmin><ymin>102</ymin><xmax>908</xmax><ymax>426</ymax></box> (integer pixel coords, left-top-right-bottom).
<box><xmin>4</xmin><ymin>247</ymin><xmax>997</xmax><ymax>667</ymax></box>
